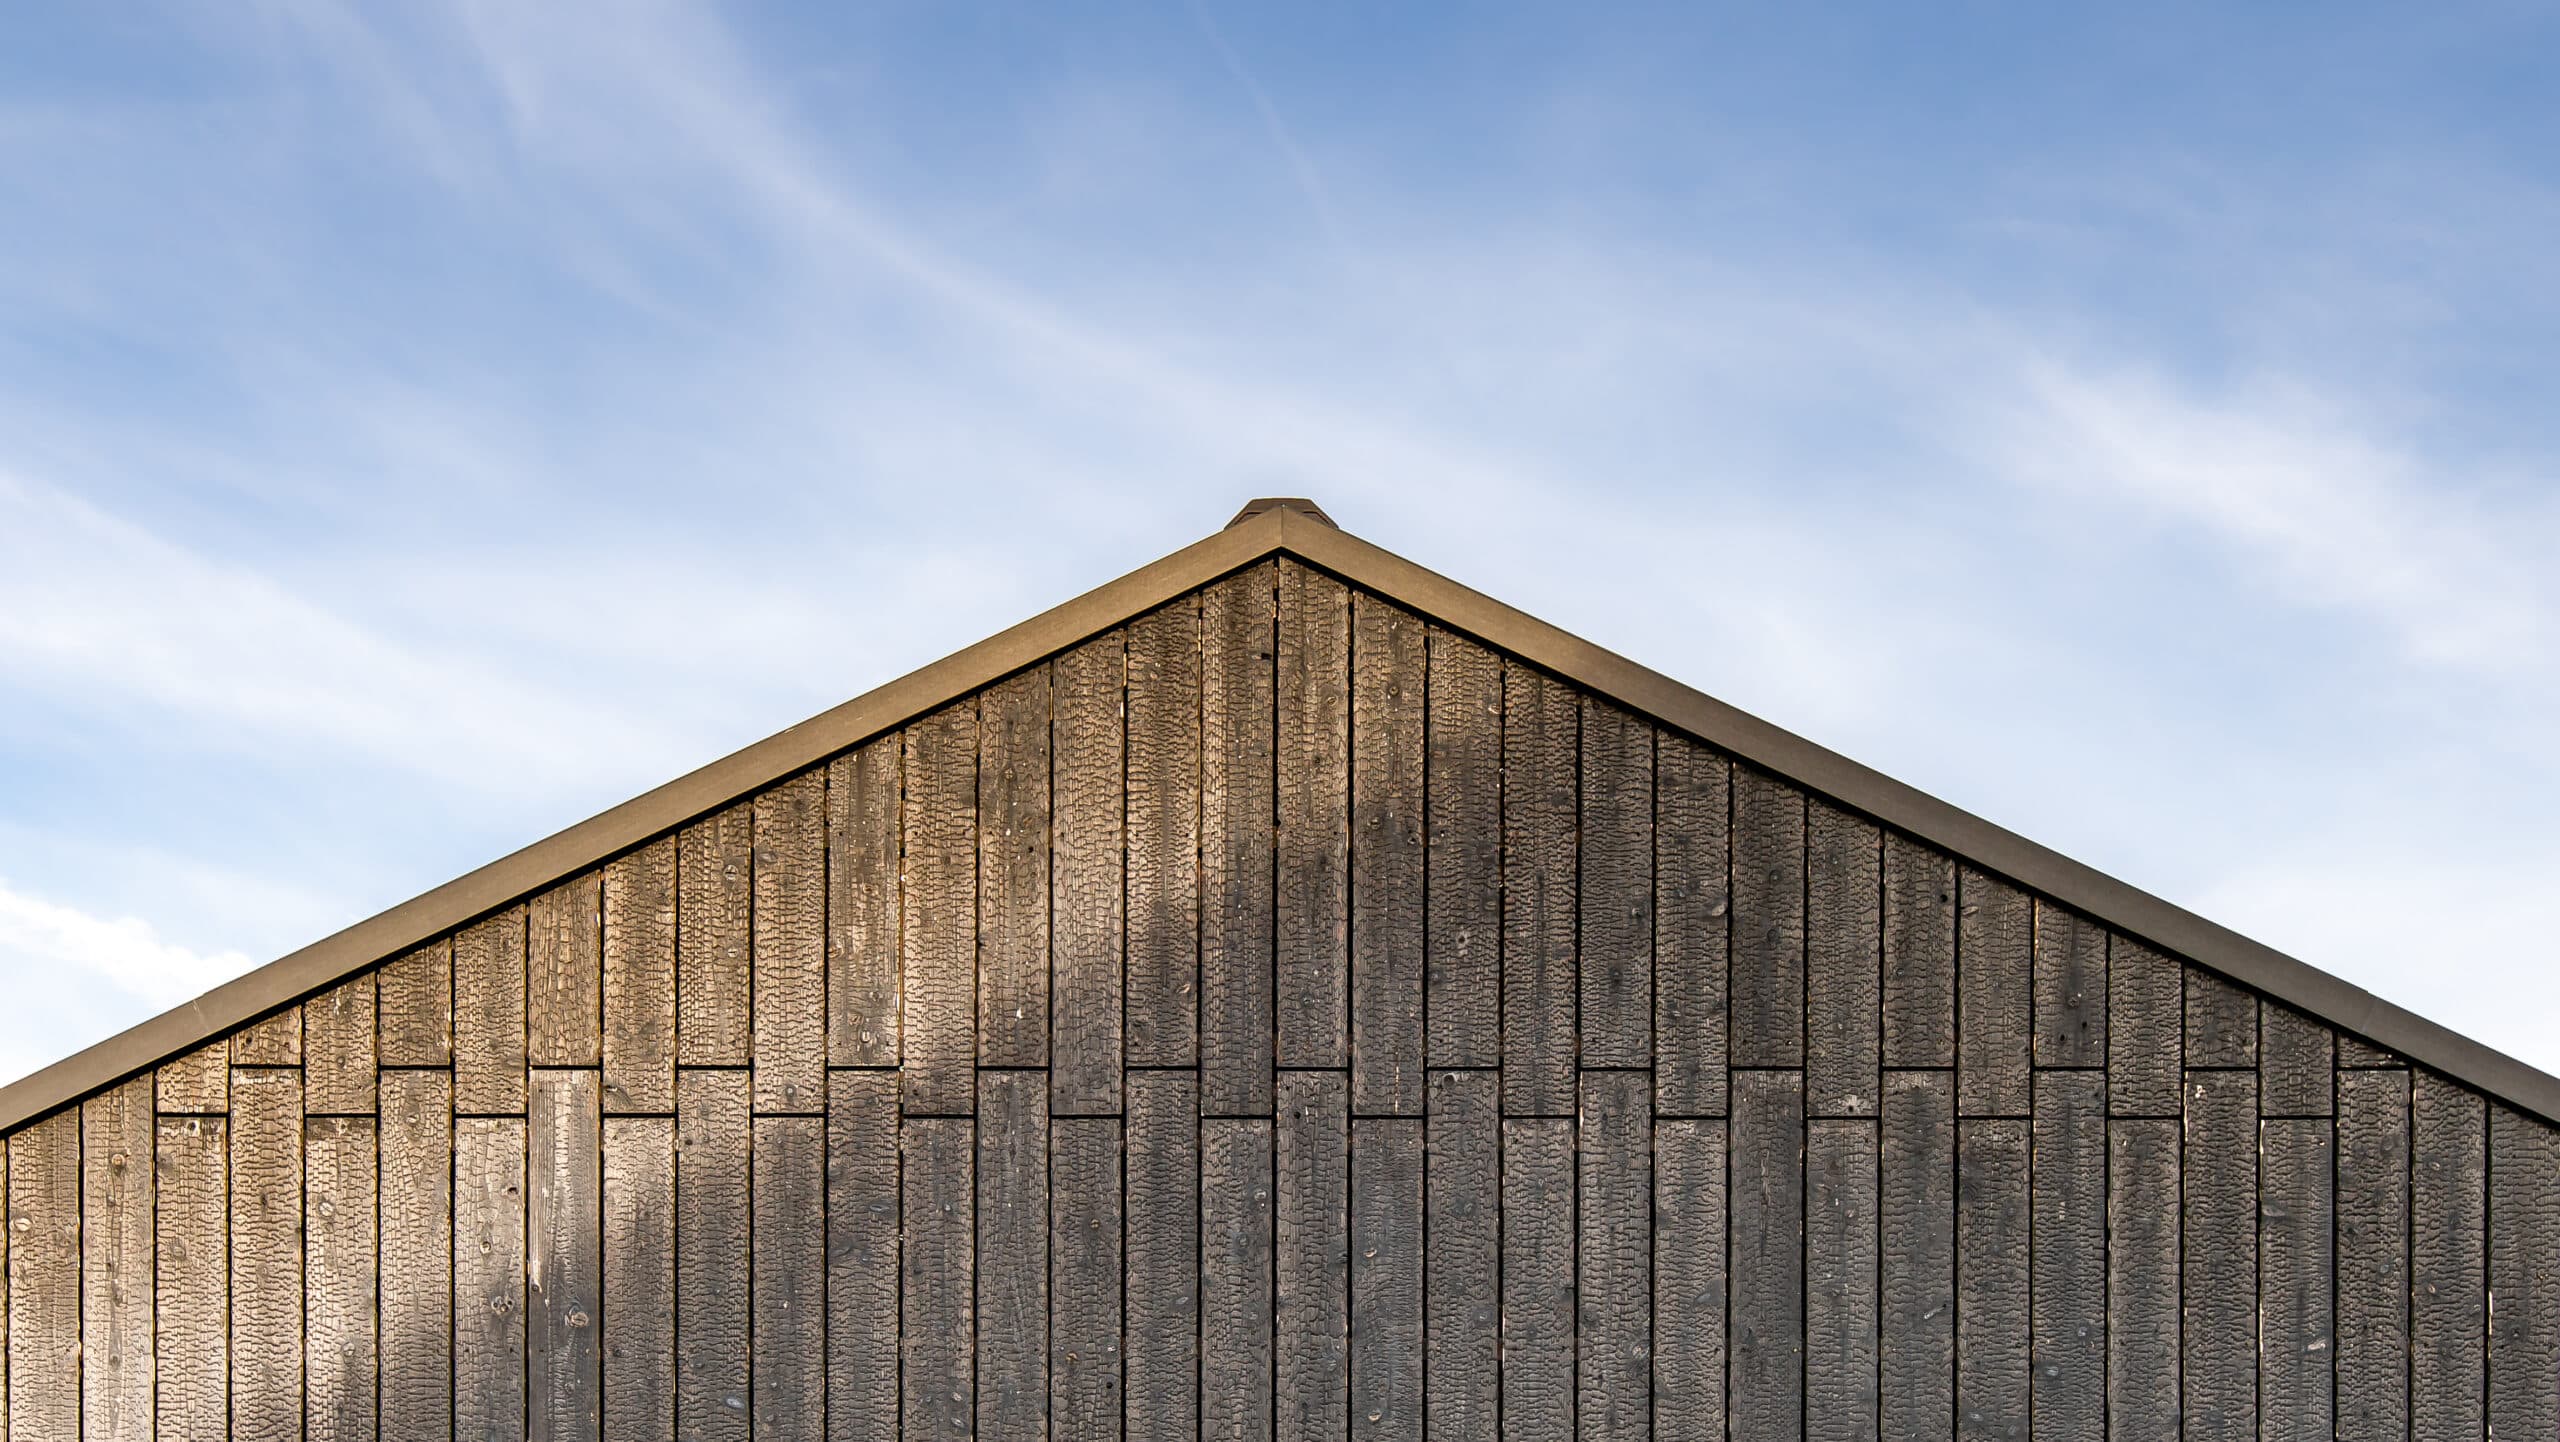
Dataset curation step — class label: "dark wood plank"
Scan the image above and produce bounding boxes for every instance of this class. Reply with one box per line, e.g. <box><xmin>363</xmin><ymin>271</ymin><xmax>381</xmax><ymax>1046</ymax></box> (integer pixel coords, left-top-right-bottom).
<box><xmin>155</xmin><ymin>1114</ymin><xmax>228</xmax><ymax>1441</ymax></box>
<box><xmin>457</xmin><ymin>1114</ymin><xmax>528</xmax><ymax>1442</ymax></box>
<box><xmin>2335</xmin><ymin>1069</ymin><xmax>2409</xmax><ymax>1442</ymax></box>
<box><xmin>155</xmin><ymin>1038</ymin><xmax>229</xmax><ymax>1114</ymax></box>
<box><xmin>1051</xmin><ymin>636</ymin><xmax>1127</xmax><ymax>1114</ymax></box>
<box><xmin>1125</xmin><ymin>598</ymin><xmax>1201</xmax><ymax>1067</ymax></box>
<box><xmin>1956</xmin><ymin>868</ymin><xmax>2031</xmax><ymax>1117</ymax></box>
<box><xmin>1578</xmin><ymin>699</ymin><xmax>1653</xmax><ymax>1073</ymax></box>
<box><xmin>827</xmin><ymin>734</ymin><xmax>903</xmax><ymax>1068</ymax></box>
<box><xmin>2182</xmin><ymin>1069</ymin><xmax>2257</xmax><ymax>1442</ymax></box>
<box><xmin>2260</xmin><ymin>1003</ymin><xmax>2334</xmax><ymax>1116</ymax></box>
<box><xmin>1731</xmin><ymin>768</ymin><xmax>1806</xmax><ymax>1069</ymax></box>
<box><xmin>1277</xmin><ymin>560</ymin><xmax>1350</xmax><ymax>1070</ymax></box>
<box><xmin>602</xmin><ymin>1115</ymin><xmax>675</xmax><ymax>1442</ymax></box>
<box><xmin>1882</xmin><ymin>1070</ymin><xmax>1954</xmax><ymax>1442</ymax></box>
<box><xmin>754</xmin><ymin>768</ymin><xmax>829</xmax><ymax>1112</ymax></box>
<box><xmin>754</xmin><ymin>1114</ymin><xmax>826</xmax><ymax>1442</ymax></box>
<box><xmin>233</xmin><ymin>1066</ymin><xmax>306</xmax><ymax>1442</ymax></box>
<box><xmin>1882</xmin><ymin>835</ymin><xmax>1956</xmax><ymax>1069</ymax></box>
<box><xmin>2488</xmin><ymin>1104</ymin><xmax>2560</xmax><ymax>1442</ymax></box>
<box><xmin>2103</xmin><ymin>936</ymin><xmax>2179</xmax><ymax>1117</ymax></box>
<box><xmin>232</xmin><ymin>1005</ymin><xmax>302</xmax><ymax>1066</ymax></box>
<box><xmin>979</xmin><ymin>1073</ymin><xmax>1050</xmax><ymax>1442</ymax></box>
<box><xmin>530</xmin><ymin>870</ymin><xmax>604</xmax><ymax>1069</ymax></box>
<box><xmin>1732</xmin><ymin>1070</ymin><xmax>1806</xmax><ymax>1440</ymax></box>
<box><xmin>1808</xmin><ymin>800</ymin><xmax>1882</xmax><ymax>1116</ymax></box>
<box><xmin>2182</xmin><ymin>967</ymin><xmax>2256</xmax><ymax>1069</ymax></box>
<box><xmin>1202</xmin><ymin>565</ymin><xmax>1277</xmax><ymax>1118</ymax></box>
<box><xmin>531</xmin><ymin>1070</ymin><xmax>604</xmax><ymax>1442</ymax></box>
<box><xmin>381</xmin><ymin>1070</ymin><xmax>454</xmax><ymax>1442</ymax></box>
<box><xmin>378</xmin><ymin>937</ymin><xmax>454</xmax><ymax>1067</ymax></box>
<box><xmin>1278</xmin><ymin>1072</ymin><xmax>1348</xmax><ymax>1442</ymax></box>
<box><xmin>603</xmin><ymin>837</ymin><xmax>677</xmax><ymax>1114</ymax></box>
<box><xmin>1424</xmin><ymin>1071</ymin><xmax>1498</xmax><ymax>1442</ymax></box>
<box><xmin>1501</xmin><ymin>663</ymin><xmax>1577</xmax><ymax>1115</ymax></box>
<box><xmin>1351</xmin><ymin>1118</ymin><xmax>1423</xmax><ymax>1442</ymax></box>
<box><xmin>1578</xmin><ymin>1073</ymin><xmax>1651</xmax><ymax>1442</ymax></box>
<box><xmin>78</xmin><ymin>1078</ymin><xmax>150</xmax><ymax>1442</ymax></box>
<box><xmin>2105</xmin><ymin>1120</ymin><xmax>2178</xmax><ymax>1442</ymax></box>
<box><xmin>827</xmin><ymin>1071</ymin><xmax>900</xmax><ymax>1442</ymax></box>
<box><xmin>307</xmin><ymin>1114</ymin><xmax>378</xmax><ymax>1442</ymax></box>
<box><xmin>1423</xmin><ymin>626</ymin><xmax>1501</xmax><ymax>1070</ymax></box>
<box><xmin>904</xmin><ymin>703</ymin><xmax>980</xmax><ymax>1115</ymax></box>
<box><xmin>1655</xmin><ymin>734</ymin><xmax>1731</xmax><ymax>1115</ymax></box>
<box><xmin>456</xmin><ymin>904</ymin><xmax>530</xmax><ymax>1114</ymax></box>
<box><xmin>979</xmin><ymin>670</ymin><xmax>1053</xmax><ymax>1071</ymax></box>
<box><xmin>2262</xmin><ymin>1118</ymin><xmax>2335</xmax><ymax>1442</ymax></box>
<box><xmin>1351</xmin><ymin>593</ymin><xmax>1427</xmax><ymax>1114</ymax></box>
<box><xmin>1654</xmin><ymin>1118</ymin><xmax>1729</xmax><ymax>1442</ymax></box>
<box><xmin>2411</xmin><ymin>1071</ymin><xmax>2485</xmax><ymax>1442</ymax></box>
<box><xmin>304</xmin><ymin>972</ymin><xmax>377</xmax><ymax>1114</ymax></box>
<box><xmin>1202</xmin><ymin>1117</ymin><xmax>1274</xmax><ymax>1442</ymax></box>
<box><xmin>1807</xmin><ymin>1117</ymin><xmax>1879</xmax><ymax>1442</ymax></box>
<box><xmin>1127</xmin><ymin>1071</ymin><xmax>1198</xmax><ymax>1442</ymax></box>
<box><xmin>1052</xmin><ymin>1116</ymin><xmax>1123</xmax><ymax>1442</ymax></box>
<box><xmin>2337</xmin><ymin>1035</ymin><xmax>2400</xmax><ymax>1068</ymax></box>
<box><xmin>1501</xmin><ymin>1117</ymin><xmax>1575</xmax><ymax>1442</ymax></box>
<box><xmin>1956</xmin><ymin>1117</ymin><xmax>2028</xmax><ymax>1442</ymax></box>
<box><xmin>2031</xmin><ymin>901</ymin><xmax>2104</xmax><ymax>1069</ymax></box>
<box><xmin>677</xmin><ymin>802</ymin><xmax>753</xmax><ymax>1068</ymax></box>
<box><xmin>2029</xmin><ymin>1071</ymin><xmax>2103</xmax><ymax>1442</ymax></box>
<box><xmin>904</xmin><ymin>1114</ymin><xmax>976</xmax><ymax>1442</ymax></box>
<box><xmin>676</xmin><ymin>1070</ymin><xmax>749</xmax><ymax>1442</ymax></box>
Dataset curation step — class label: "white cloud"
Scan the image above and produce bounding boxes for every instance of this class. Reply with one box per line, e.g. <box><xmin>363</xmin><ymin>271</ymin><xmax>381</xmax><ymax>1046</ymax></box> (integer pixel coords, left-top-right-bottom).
<box><xmin>0</xmin><ymin>876</ymin><xmax>254</xmax><ymax>1008</ymax></box>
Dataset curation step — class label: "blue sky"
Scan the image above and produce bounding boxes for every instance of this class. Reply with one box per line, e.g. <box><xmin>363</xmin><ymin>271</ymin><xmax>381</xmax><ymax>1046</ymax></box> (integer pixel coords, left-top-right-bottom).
<box><xmin>4</xmin><ymin>2</ymin><xmax>2557</xmax><ymax>1084</ymax></box>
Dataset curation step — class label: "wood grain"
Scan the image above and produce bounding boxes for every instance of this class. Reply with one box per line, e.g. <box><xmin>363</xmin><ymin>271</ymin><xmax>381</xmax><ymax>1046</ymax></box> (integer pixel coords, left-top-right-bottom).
<box><xmin>905</xmin><ymin>1116</ymin><xmax>981</xmax><ymax>1442</ymax></box>
<box><xmin>2259</xmin><ymin>1004</ymin><xmax>2333</xmax><ymax>1117</ymax></box>
<box><xmin>378</xmin><ymin>937</ymin><xmax>455</xmax><ymax>1067</ymax></box>
<box><xmin>2029</xmin><ymin>1071</ymin><xmax>2103</xmax><ymax>1442</ymax></box>
<box><xmin>676</xmin><ymin>1071</ymin><xmax>749</xmax><ymax>1442</ymax></box>
<box><xmin>603</xmin><ymin>1115</ymin><xmax>675</xmax><ymax>1442</ymax></box>
<box><xmin>1730</xmin><ymin>769</ymin><xmax>1806</xmax><ymax>1069</ymax></box>
<box><xmin>2103</xmin><ymin>936</ymin><xmax>2178</xmax><ymax>1117</ymax></box>
<box><xmin>530</xmin><ymin>871</ymin><xmax>604</xmax><ymax>1069</ymax></box>
<box><xmin>1731</xmin><ymin>1071</ymin><xmax>1804</xmax><ymax>1440</ymax></box>
<box><xmin>1051</xmin><ymin>636</ymin><xmax>1127</xmax><ymax>1115</ymax></box>
<box><xmin>979</xmin><ymin>672</ymin><xmax>1053</xmax><ymax>1071</ymax></box>
<box><xmin>456</xmin><ymin>1115</ymin><xmax>527</xmax><ymax>1442</ymax></box>
<box><xmin>1127</xmin><ymin>1071</ymin><xmax>1197</xmax><ymax>1442</ymax></box>
<box><xmin>1424</xmin><ymin>1071</ymin><xmax>1498</xmax><ymax>1442</ymax></box>
<box><xmin>1202</xmin><ymin>566</ymin><xmax>1276</xmax><ymax>1118</ymax></box>
<box><xmin>603</xmin><ymin>837</ymin><xmax>677</xmax><ymax>1113</ymax></box>
<box><xmin>1052</xmin><ymin>1116</ymin><xmax>1122</xmax><ymax>1442</ymax></box>
<box><xmin>382</xmin><ymin>1070</ymin><xmax>454</xmax><ymax>1442</ymax></box>
<box><xmin>1578</xmin><ymin>700</ymin><xmax>1653</xmax><ymax>1074</ymax></box>
<box><xmin>155</xmin><ymin>1114</ymin><xmax>229</xmax><ymax>1440</ymax></box>
<box><xmin>1501</xmin><ymin>664</ymin><xmax>1577</xmax><ymax>1115</ymax></box>
<box><xmin>1126</xmin><ymin>599</ymin><xmax>1201</xmax><ymax>1068</ymax></box>
<box><xmin>826</xmin><ymin>1071</ymin><xmax>900</xmax><ymax>1441</ymax></box>
<box><xmin>1278</xmin><ymin>1072</ymin><xmax>1348</xmax><ymax>1442</ymax></box>
<box><xmin>233</xmin><ymin>1066</ymin><xmax>305</xmax><ymax>1442</ymax></box>
<box><xmin>2262</xmin><ymin>1118</ymin><xmax>2335</xmax><ymax>1442</ymax></box>
<box><xmin>2411</xmin><ymin>1071</ymin><xmax>2485</xmax><ymax>1442</ymax></box>
<box><xmin>2335</xmin><ymin>1069</ymin><xmax>2408</xmax><ymax>1442</ymax></box>
<box><xmin>1956</xmin><ymin>1118</ymin><xmax>2029</xmax><ymax>1441</ymax></box>
<box><xmin>1423</xmin><ymin>627</ymin><xmax>1502</xmax><ymax>1070</ymax></box>
<box><xmin>2031</xmin><ymin>902</ymin><xmax>2104</xmax><ymax>1070</ymax></box>
<box><xmin>1956</xmin><ymin>869</ymin><xmax>2031</xmax><ymax>1117</ymax></box>
<box><xmin>2488</xmin><ymin>1103</ymin><xmax>2560</xmax><ymax>1441</ymax></box>
<box><xmin>531</xmin><ymin>1070</ymin><xmax>603</xmax><ymax>1442</ymax></box>
<box><xmin>155</xmin><ymin>1038</ymin><xmax>229</xmax><ymax>1114</ymax></box>
<box><xmin>1806</xmin><ymin>1117</ymin><xmax>1878</xmax><ymax>1442</ymax></box>
<box><xmin>1807</xmin><ymin>800</ymin><xmax>1881</xmax><ymax>1116</ymax></box>
<box><xmin>1351</xmin><ymin>594</ymin><xmax>1427</xmax><ymax>1113</ymax></box>
<box><xmin>1882</xmin><ymin>836</ymin><xmax>1956</xmax><ymax>1069</ymax></box>
<box><xmin>81</xmin><ymin>1077</ymin><xmax>152</xmax><ymax>1442</ymax></box>
<box><xmin>827</xmin><ymin>735</ymin><xmax>903</xmax><ymax>1068</ymax></box>
<box><xmin>307</xmin><ymin>1114</ymin><xmax>378</xmax><ymax>1442</ymax></box>
<box><xmin>1202</xmin><ymin>1117</ymin><xmax>1273</xmax><ymax>1442</ymax></box>
<box><xmin>305</xmin><ymin>973</ymin><xmax>378</xmax><ymax>1113</ymax></box>
<box><xmin>978</xmin><ymin>1073</ymin><xmax>1049</xmax><ymax>1442</ymax></box>
<box><xmin>2182</xmin><ymin>1070</ymin><xmax>2256</xmax><ymax>1442</ymax></box>
<box><xmin>1655</xmin><ymin>735</ymin><xmax>1730</xmax><ymax>1115</ymax></box>
<box><xmin>1578</xmin><ymin>1073</ymin><xmax>1651</xmax><ymax>1442</ymax></box>
<box><xmin>678</xmin><ymin>804</ymin><xmax>753</xmax><ymax>1068</ymax></box>
<box><xmin>755</xmin><ymin>769</ymin><xmax>829</xmax><ymax>1111</ymax></box>
<box><xmin>903</xmin><ymin>704</ymin><xmax>980</xmax><ymax>1116</ymax></box>
<box><xmin>1653</xmin><ymin>1119</ymin><xmax>1728</xmax><ymax>1442</ymax></box>
<box><xmin>1276</xmin><ymin>561</ymin><xmax>1350</xmax><ymax>1070</ymax></box>
<box><xmin>754</xmin><ymin>1114</ymin><xmax>826</xmax><ymax>1442</ymax></box>
<box><xmin>457</xmin><ymin>904</ymin><xmax>530</xmax><ymax>1113</ymax></box>
<box><xmin>1500</xmin><ymin>1117</ymin><xmax>1574</xmax><ymax>1442</ymax></box>
<box><xmin>1882</xmin><ymin>1071</ymin><xmax>1954</xmax><ymax>1442</ymax></box>
<box><xmin>2105</xmin><ymin>1119</ymin><xmax>2178</xmax><ymax>1442</ymax></box>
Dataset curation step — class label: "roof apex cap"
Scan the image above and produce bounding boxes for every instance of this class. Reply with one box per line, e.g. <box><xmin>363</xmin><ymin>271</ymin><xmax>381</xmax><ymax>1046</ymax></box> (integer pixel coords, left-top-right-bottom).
<box><xmin>1228</xmin><ymin>497</ymin><xmax>1336</xmax><ymax>529</ymax></box>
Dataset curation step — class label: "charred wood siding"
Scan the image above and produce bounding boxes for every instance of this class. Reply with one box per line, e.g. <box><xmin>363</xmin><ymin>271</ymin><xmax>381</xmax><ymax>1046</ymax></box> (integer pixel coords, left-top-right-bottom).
<box><xmin>5</xmin><ymin>568</ymin><xmax>2555</xmax><ymax>1441</ymax></box>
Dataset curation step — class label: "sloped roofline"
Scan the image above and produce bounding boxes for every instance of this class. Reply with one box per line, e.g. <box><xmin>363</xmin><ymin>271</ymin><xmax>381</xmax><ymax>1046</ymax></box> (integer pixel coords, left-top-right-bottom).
<box><xmin>7</xmin><ymin>502</ymin><xmax>2554</xmax><ymax>1129</ymax></box>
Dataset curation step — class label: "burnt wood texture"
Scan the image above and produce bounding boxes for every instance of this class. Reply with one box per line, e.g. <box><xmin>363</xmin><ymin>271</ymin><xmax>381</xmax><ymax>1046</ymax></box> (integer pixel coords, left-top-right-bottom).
<box><xmin>4</xmin><ymin>562</ymin><xmax>2551</xmax><ymax>1442</ymax></box>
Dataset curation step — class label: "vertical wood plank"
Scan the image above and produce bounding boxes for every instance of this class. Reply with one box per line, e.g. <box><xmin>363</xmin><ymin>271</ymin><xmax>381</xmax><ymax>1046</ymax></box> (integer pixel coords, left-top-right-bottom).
<box><xmin>530</xmin><ymin>871</ymin><xmax>604</xmax><ymax>1069</ymax></box>
<box><xmin>1423</xmin><ymin>627</ymin><xmax>1501</xmax><ymax>1071</ymax></box>
<box><xmin>1577</xmin><ymin>700</ymin><xmax>1653</xmax><ymax>1073</ymax></box>
<box><xmin>2030</xmin><ymin>902</ymin><xmax>2104</xmax><ymax>1070</ymax></box>
<box><xmin>827</xmin><ymin>1072</ymin><xmax>901</xmax><ymax>1442</ymax></box>
<box><xmin>754</xmin><ymin>1115</ymin><xmax>826</xmax><ymax>1442</ymax></box>
<box><xmin>1202</xmin><ymin>1118</ymin><xmax>1273</xmax><ymax>1442</ymax></box>
<box><xmin>2262</xmin><ymin>1118</ymin><xmax>2335</xmax><ymax>1442</ymax></box>
<box><xmin>676</xmin><ymin>1071</ymin><xmax>749</xmax><ymax>1442</ymax></box>
<box><xmin>1423</xmin><ymin>1071</ymin><xmax>1497</xmax><ymax>1442</ymax></box>
<box><xmin>1807</xmin><ymin>1118</ymin><xmax>1879</xmax><ymax>1442</ymax></box>
<box><xmin>1500</xmin><ymin>1117</ymin><xmax>1574</xmax><ymax>1442</ymax></box>
<box><xmin>378</xmin><ymin>938</ymin><xmax>454</xmax><ymax>1067</ymax></box>
<box><xmin>2105</xmin><ymin>1120</ymin><xmax>2179</xmax><ymax>1442</ymax></box>
<box><xmin>2182</xmin><ymin>969</ymin><xmax>2256</xmax><ymax>1069</ymax></box>
<box><xmin>604</xmin><ymin>837</ymin><xmax>678</xmax><ymax>1114</ymax></box>
<box><xmin>828</xmin><ymin>735</ymin><xmax>903</xmax><ymax>1068</ymax></box>
<box><xmin>1051</xmin><ymin>1116</ymin><xmax>1122</xmax><ymax>1442</ymax></box>
<box><xmin>531</xmin><ymin>1071</ymin><xmax>604</xmax><ymax>1442</ymax></box>
<box><xmin>456</xmin><ymin>1115</ymin><xmax>528</xmax><ymax>1442</ymax></box>
<box><xmin>1653</xmin><ymin>1119</ymin><xmax>1728</xmax><ymax>1442</ymax></box>
<box><xmin>1351</xmin><ymin>594</ymin><xmax>1427</xmax><ymax>1114</ymax></box>
<box><xmin>1501</xmin><ymin>664</ymin><xmax>1576</xmax><ymax>1115</ymax></box>
<box><xmin>1881</xmin><ymin>1071</ymin><xmax>1955</xmax><ymax>1442</ymax></box>
<box><xmin>979</xmin><ymin>672</ymin><xmax>1053</xmax><ymax>1071</ymax></box>
<box><xmin>1956</xmin><ymin>869</ymin><xmax>2030</xmax><ymax>1117</ymax></box>
<box><xmin>307</xmin><ymin>1114</ymin><xmax>378</xmax><ymax>1442</ymax></box>
<box><xmin>2181</xmin><ymin>1069</ymin><xmax>2256</xmax><ymax>1442</ymax></box>
<box><xmin>1732</xmin><ymin>1070</ymin><xmax>1806</xmax><ymax>1439</ymax></box>
<box><xmin>905</xmin><ymin>703</ymin><xmax>981</xmax><ymax>1116</ymax></box>
<box><xmin>457</xmin><ymin>904</ymin><xmax>530</xmax><ymax>1114</ymax></box>
<box><xmin>381</xmin><ymin>1070</ymin><xmax>453</xmax><ymax>1442</ymax></box>
<box><xmin>2029</xmin><ymin>1071</ymin><xmax>2103</xmax><ymax>1442</ymax></box>
<box><xmin>233</xmin><ymin>1066</ymin><xmax>305</xmax><ymax>1442</ymax></box>
<box><xmin>1655</xmin><ymin>735</ymin><xmax>1730</xmax><ymax>1116</ymax></box>
<box><xmin>304</xmin><ymin>974</ymin><xmax>378</xmax><ymax>1114</ymax></box>
<box><xmin>2488</xmin><ymin>1104</ymin><xmax>2560</xmax><ymax>1442</ymax></box>
<box><xmin>2412</xmin><ymin>1071</ymin><xmax>2485</xmax><ymax>1442</ymax></box>
<box><xmin>1882</xmin><ymin>836</ymin><xmax>1956</xmax><ymax>1069</ymax></box>
<box><xmin>755</xmin><ymin>770</ymin><xmax>829</xmax><ymax>1112</ymax></box>
<box><xmin>677</xmin><ymin>804</ymin><xmax>753</xmax><ymax>1068</ymax></box>
<box><xmin>905</xmin><ymin>1115</ymin><xmax>977</xmax><ymax>1442</ymax></box>
<box><xmin>155</xmin><ymin>1114</ymin><xmax>228</xmax><ymax>1441</ymax></box>
<box><xmin>2337</xmin><ymin>1035</ymin><xmax>2400</xmax><ymax>1068</ymax></box>
<box><xmin>1731</xmin><ymin>769</ymin><xmax>1806</xmax><ymax>1069</ymax></box>
<box><xmin>1276</xmin><ymin>560</ymin><xmax>1350</xmax><ymax>1070</ymax></box>
<box><xmin>2103</xmin><ymin>937</ymin><xmax>2179</xmax><ymax>1117</ymax></box>
<box><xmin>978</xmin><ymin>1074</ymin><xmax>1050</xmax><ymax>1442</ymax></box>
<box><xmin>1201</xmin><ymin>567</ymin><xmax>1276</xmax><ymax>1119</ymax></box>
<box><xmin>155</xmin><ymin>1039</ymin><xmax>230</xmax><ymax>1114</ymax></box>
<box><xmin>1955</xmin><ymin>1117</ymin><xmax>2028</xmax><ymax>1442</ymax></box>
<box><xmin>81</xmin><ymin>1078</ymin><xmax>152</xmax><ymax>1442</ymax></box>
<box><xmin>603</xmin><ymin>1115</ymin><xmax>675</xmax><ymax>1442</ymax></box>
<box><xmin>1807</xmin><ymin>801</ymin><xmax>1881</xmax><ymax>1116</ymax></box>
<box><xmin>1125</xmin><ymin>600</ymin><xmax>1200</xmax><ymax>1068</ymax></box>
<box><xmin>1051</xmin><ymin>636</ymin><xmax>1127</xmax><ymax>1114</ymax></box>
<box><xmin>233</xmin><ymin>1006</ymin><xmax>303</xmax><ymax>1066</ymax></box>
<box><xmin>1277</xmin><ymin>1073</ymin><xmax>1347</xmax><ymax>1442</ymax></box>
<box><xmin>2336</xmin><ymin>1070</ymin><xmax>2409</xmax><ymax>1442</ymax></box>
<box><xmin>1126</xmin><ymin>1072</ymin><xmax>1197</xmax><ymax>1442</ymax></box>
<box><xmin>2259</xmin><ymin>1005</ymin><xmax>2333</xmax><ymax>1116</ymax></box>
<box><xmin>1350</xmin><ymin>1118</ymin><xmax>1422</xmax><ymax>1442</ymax></box>
<box><xmin>1577</xmin><ymin>1074</ymin><xmax>1650</xmax><ymax>1442</ymax></box>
